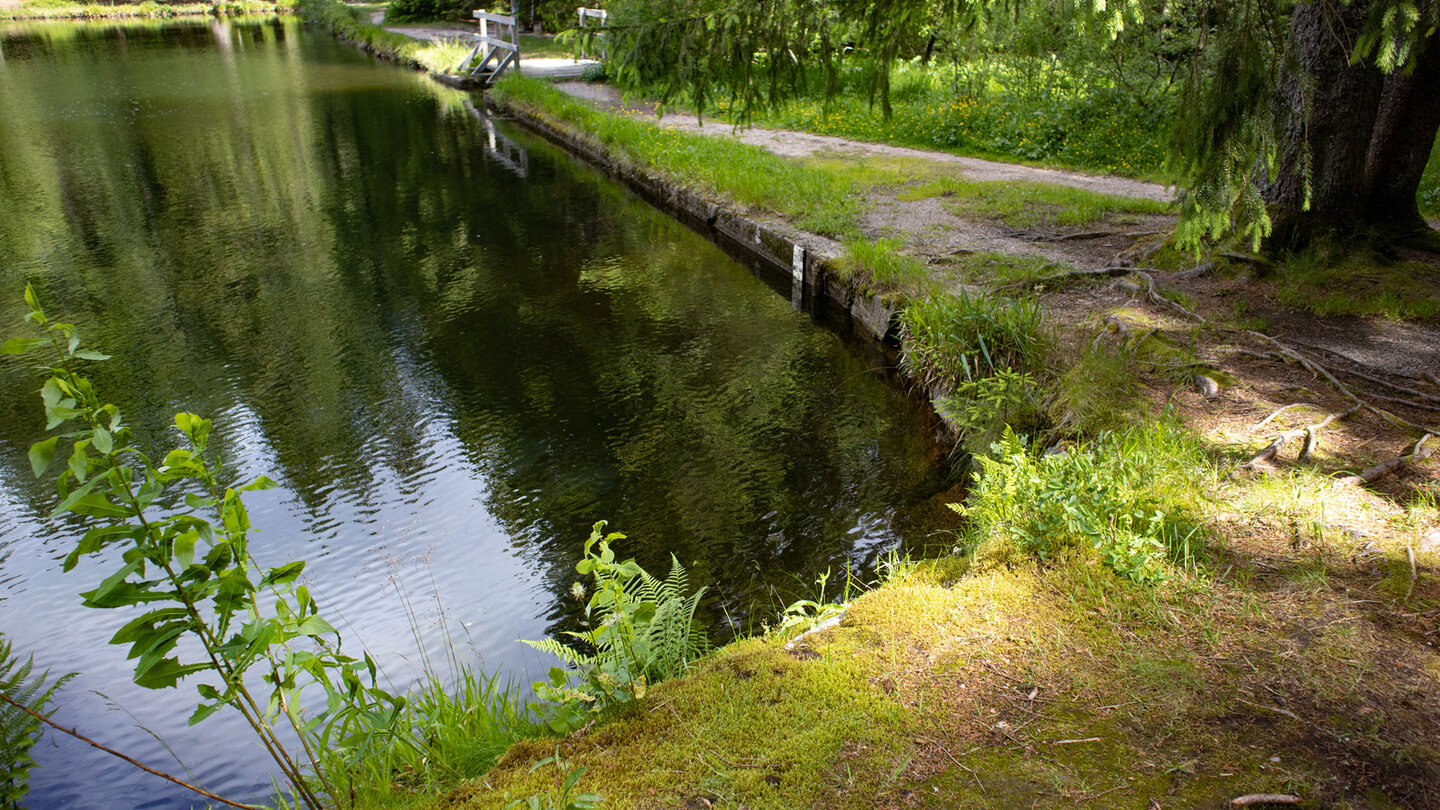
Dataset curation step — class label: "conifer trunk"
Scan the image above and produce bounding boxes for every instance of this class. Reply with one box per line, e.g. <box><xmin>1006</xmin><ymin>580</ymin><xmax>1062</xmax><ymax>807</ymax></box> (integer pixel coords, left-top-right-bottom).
<box><xmin>1263</xmin><ymin>0</ymin><xmax>1440</xmax><ymax>248</ymax></box>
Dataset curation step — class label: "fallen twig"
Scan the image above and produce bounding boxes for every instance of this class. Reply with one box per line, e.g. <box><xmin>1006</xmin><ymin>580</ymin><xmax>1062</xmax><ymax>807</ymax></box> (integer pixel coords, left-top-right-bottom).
<box><xmin>1230</xmin><ymin>794</ymin><xmax>1302</xmax><ymax>807</ymax></box>
<box><xmin>1045</xmin><ymin>737</ymin><xmax>1104</xmax><ymax>745</ymax></box>
<box><xmin>1406</xmin><ymin>545</ymin><xmax>1417</xmax><ymax>601</ymax></box>
<box><xmin>1236</xmin><ymin>697</ymin><xmax>1301</xmax><ymax>722</ymax></box>
<box><xmin>941</xmin><ymin>747</ymin><xmax>986</xmax><ymax>795</ymax></box>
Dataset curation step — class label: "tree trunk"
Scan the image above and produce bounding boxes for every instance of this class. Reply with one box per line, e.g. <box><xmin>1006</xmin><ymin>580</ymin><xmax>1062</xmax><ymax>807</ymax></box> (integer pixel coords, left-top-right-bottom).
<box><xmin>1263</xmin><ymin>0</ymin><xmax>1440</xmax><ymax>248</ymax></box>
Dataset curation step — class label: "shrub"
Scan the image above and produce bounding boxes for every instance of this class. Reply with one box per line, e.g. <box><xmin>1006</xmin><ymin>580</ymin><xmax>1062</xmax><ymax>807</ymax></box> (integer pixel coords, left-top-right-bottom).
<box><xmin>386</xmin><ymin>0</ymin><xmax>479</xmax><ymax>23</ymax></box>
<box><xmin>953</xmin><ymin>424</ymin><xmax>1210</xmax><ymax>583</ymax></box>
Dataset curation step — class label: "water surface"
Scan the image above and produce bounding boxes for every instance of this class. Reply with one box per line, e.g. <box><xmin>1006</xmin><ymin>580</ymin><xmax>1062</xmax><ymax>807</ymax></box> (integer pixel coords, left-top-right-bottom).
<box><xmin>0</xmin><ymin>17</ymin><xmax>953</xmax><ymax>808</ymax></box>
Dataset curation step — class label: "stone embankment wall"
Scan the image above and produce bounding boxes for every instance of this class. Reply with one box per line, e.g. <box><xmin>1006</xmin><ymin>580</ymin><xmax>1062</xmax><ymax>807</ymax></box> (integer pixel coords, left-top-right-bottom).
<box><xmin>484</xmin><ymin>98</ymin><xmax>904</xmax><ymax>350</ymax></box>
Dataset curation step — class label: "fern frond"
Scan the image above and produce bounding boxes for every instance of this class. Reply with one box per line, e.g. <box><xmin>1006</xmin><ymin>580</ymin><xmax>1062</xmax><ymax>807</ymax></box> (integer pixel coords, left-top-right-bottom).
<box><xmin>2</xmin><ymin>634</ymin><xmax>74</xmax><ymax>805</ymax></box>
<box><xmin>519</xmin><ymin>638</ymin><xmax>595</xmax><ymax>671</ymax></box>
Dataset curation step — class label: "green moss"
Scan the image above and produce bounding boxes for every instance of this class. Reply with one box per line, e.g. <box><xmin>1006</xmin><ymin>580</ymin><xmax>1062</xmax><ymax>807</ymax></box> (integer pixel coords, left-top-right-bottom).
<box><xmin>1272</xmin><ymin>247</ymin><xmax>1440</xmax><ymax>321</ymax></box>
<box><xmin>463</xmin><ymin>635</ymin><xmax>917</xmax><ymax>808</ymax></box>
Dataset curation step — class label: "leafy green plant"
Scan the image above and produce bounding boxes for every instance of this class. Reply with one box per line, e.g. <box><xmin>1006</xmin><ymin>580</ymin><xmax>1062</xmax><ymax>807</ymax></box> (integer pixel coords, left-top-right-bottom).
<box><xmin>523</xmin><ymin>522</ymin><xmax>707</xmax><ymax>734</ymax></box>
<box><xmin>773</xmin><ymin>567</ymin><xmax>854</xmax><ymax>637</ymax></box>
<box><xmin>938</xmin><ymin>367</ymin><xmax>1041</xmax><ymax>454</ymax></box>
<box><xmin>1</xmin><ymin>635</ymin><xmax>74</xmax><ymax>809</ymax></box>
<box><xmin>504</xmin><ymin>748</ymin><xmax>603</xmax><ymax>810</ymax></box>
<box><xmin>953</xmin><ymin>425</ymin><xmax>1209</xmax><ymax>583</ymax></box>
<box><xmin>3</xmin><ymin>286</ymin><xmax>402</xmax><ymax>810</ymax></box>
<box><xmin>900</xmin><ymin>290</ymin><xmax>1049</xmax><ymax>451</ymax></box>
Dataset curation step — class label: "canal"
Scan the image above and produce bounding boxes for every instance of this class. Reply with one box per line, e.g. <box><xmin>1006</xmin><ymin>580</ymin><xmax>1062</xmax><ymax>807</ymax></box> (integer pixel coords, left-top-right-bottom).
<box><xmin>0</xmin><ymin>16</ymin><xmax>953</xmax><ymax>808</ymax></box>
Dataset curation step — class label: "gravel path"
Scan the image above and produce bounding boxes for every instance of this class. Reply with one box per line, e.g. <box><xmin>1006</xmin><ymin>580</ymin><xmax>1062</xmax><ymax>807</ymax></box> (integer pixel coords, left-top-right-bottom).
<box><xmin>556</xmin><ymin>82</ymin><xmax>1174</xmax><ymax>202</ymax></box>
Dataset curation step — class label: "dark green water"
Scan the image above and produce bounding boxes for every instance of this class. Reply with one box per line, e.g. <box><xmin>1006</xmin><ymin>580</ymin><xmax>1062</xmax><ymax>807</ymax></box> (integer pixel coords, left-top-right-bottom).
<box><xmin>0</xmin><ymin>17</ymin><xmax>952</xmax><ymax>809</ymax></box>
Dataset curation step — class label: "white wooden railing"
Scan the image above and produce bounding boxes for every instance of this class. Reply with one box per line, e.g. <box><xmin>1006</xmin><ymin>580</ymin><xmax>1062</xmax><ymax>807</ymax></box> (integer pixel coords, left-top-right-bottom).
<box><xmin>454</xmin><ymin>11</ymin><xmax>520</xmax><ymax>83</ymax></box>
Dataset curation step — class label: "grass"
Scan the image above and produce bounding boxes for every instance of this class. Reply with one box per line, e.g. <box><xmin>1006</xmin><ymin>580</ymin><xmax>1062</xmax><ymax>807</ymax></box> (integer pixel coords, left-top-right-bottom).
<box><xmin>311</xmin><ymin>666</ymin><xmax>537</xmax><ymax>809</ymax></box>
<box><xmin>518</xmin><ymin>32</ymin><xmax>573</xmax><ymax>60</ymax></box>
<box><xmin>700</xmin><ymin>59</ymin><xmax>1176</xmax><ymax>182</ymax></box>
<box><xmin>897</xmin><ymin>290</ymin><xmax>1050</xmax><ymax>391</ymax></box>
<box><xmin>797</xmin><ymin>153</ymin><xmax>1171</xmax><ymax>230</ymax></box>
<box><xmin>1270</xmin><ymin>245</ymin><xmax>1440</xmax><ymax>321</ymax></box>
<box><xmin>893</xmin><ymin>173</ymin><xmax>1171</xmax><ymax>229</ymax></box>
<box><xmin>835</xmin><ymin>236</ymin><xmax>930</xmax><ymax>294</ymax></box>
<box><xmin>491</xmin><ymin>75</ymin><xmax>863</xmax><ymax>235</ymax></box>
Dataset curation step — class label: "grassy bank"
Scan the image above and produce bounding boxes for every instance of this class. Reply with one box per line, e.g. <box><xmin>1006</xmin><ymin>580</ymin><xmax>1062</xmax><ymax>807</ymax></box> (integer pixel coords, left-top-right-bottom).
<box><xmin>0</xmin><ymin>0</ymin><xmax>290</xmax><ymax>20</ymax></box>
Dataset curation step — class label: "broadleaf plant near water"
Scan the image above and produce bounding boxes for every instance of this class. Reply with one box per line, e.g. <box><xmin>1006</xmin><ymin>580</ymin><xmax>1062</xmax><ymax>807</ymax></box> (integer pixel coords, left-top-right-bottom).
<box><xmin>3</xmin><ymin>285</ymin><xmax>408</xmax><ymax>810</ymax></box>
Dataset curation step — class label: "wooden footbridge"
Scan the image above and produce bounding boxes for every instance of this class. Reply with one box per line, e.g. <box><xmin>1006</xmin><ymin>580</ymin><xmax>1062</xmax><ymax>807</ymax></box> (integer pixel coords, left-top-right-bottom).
<box><xmin>448</xmin><ymin>9</ymin><xmax>605</xmax><ymax>89</ymax></box>
<box><xmin>453</xmin><ymin>11</ymin><xmax>521</xmax><ymax>88</ymax></box>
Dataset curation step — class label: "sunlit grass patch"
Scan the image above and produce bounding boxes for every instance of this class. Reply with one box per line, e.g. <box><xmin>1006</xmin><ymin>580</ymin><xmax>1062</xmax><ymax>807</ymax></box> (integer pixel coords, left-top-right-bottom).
<box><xmin>898</xmin><ymin>175</ymin><xmax>1171</xmax><ymax>229</ymax></box>
<box><xmin>492</xmin><ymin>76</ymin><xmax>863</xmax><ymax>235</ymax></box>
<box><xmin>836</xmin><ymin>236</ymin><xmax>931</xmax><ymax>294</ymax></box>
<box><xmin>931</xmin><ymin>252</ymin><xmax>1066</xmax><ymax>286</ymax></box>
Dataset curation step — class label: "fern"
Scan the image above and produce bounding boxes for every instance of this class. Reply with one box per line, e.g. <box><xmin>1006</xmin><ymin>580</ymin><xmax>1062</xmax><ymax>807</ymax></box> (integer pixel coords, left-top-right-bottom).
<box><xmin>523</xmin><ymin>524</ymin><xmax>708</xmax><ymax>734</ymax></box>
<box><xmin>1</xmin><ymin>634</ymin><xmax>74</xmax><ymax>809</ymax></box>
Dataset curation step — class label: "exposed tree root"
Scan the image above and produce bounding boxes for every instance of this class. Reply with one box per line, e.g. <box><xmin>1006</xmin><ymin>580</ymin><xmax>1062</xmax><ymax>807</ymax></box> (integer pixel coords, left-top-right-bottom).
<box><xmin>1237</xmin><ymin>406</ymin><xmax>1360</xmax><ymax>472</ymax></box>
<box><xmin>1251</xmin><ymin>403</ymin><xmax>1319</xmax><ymax>432</ymax></box>
<box><xmin>1279</xmin><ymin>338</ymin><xmax>1440</xmax><ymax>398</ymax></box>
<box><xmin>1135</xmin><ymin>271</ymin><xmax>1204</xmax><ymax>322</ymax></box>
<box><xmin>1001</xmin><ymin>265</ymin><xmax>1138</xmax><ymax>290</ymax></box>
<box><xmin>1242</xmin><ymin>332</ymin><xmax>1439</xmax><ymax>436</ymax></box>
<box><xmin>1230</xmin><ymin>794</ymin><xmax>1302</xmax><ymax>807</ymax></box>
<box><xmin>1337</xmin><ymin>434</ymin><xmax>1437</xmax><ymax>486</ymax></box>
<box><xmin>1237</xmin><ymin>352</ymin><xmax>1438</xmax><ymax>412</ymax></box>
<box><xmin>1219</xmin><ymin>251</ymin><xmax>1272</xmax><ymax>268</ymax></box>
<box><xmin>1174</xmin><ymin>261</ymin><xmax>1218</xmax><ymax>279</ymax></box>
